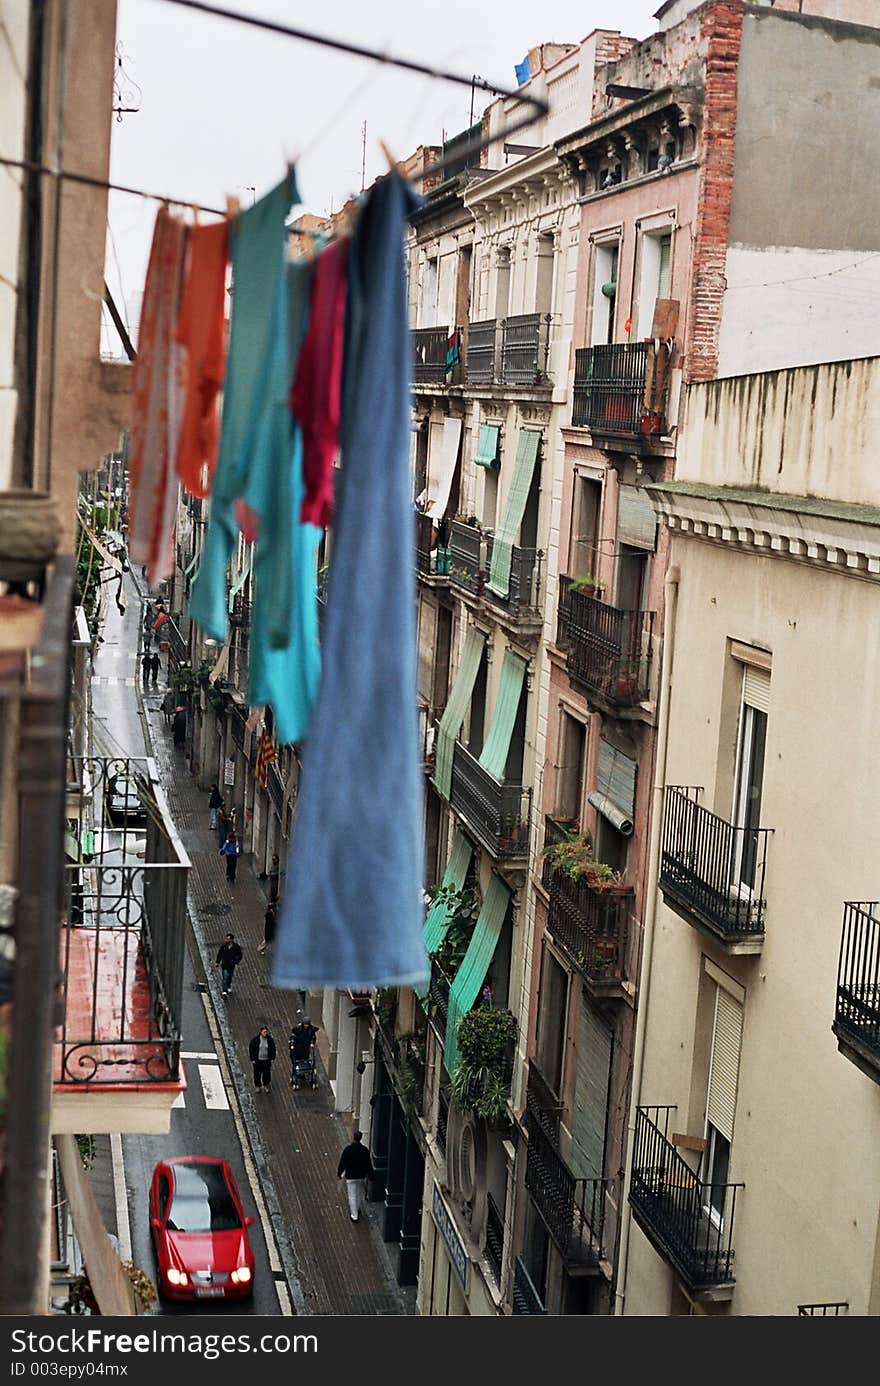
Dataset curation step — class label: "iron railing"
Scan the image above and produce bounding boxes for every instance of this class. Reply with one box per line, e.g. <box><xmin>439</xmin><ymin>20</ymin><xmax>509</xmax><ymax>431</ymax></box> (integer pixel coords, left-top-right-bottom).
<box><xmin>572</xmin><ymin>342</ymin><xmax>668</xmax><ymax>436</ymax></box>
<box><xmin>501</xmin><ymin>314</ymin><xmax>550</xmax><ymax>385</ymax></box>
<box><xmin>558</xmin><ymin>579</ymin><xmax>655</xmax><ymax>705</ymax></box>
<box><xmin>797</xmin><ymin>1302</ymin><xmax>849</xmax><ymax>1316</ymax></box>
<box><xmin>541</xmin><ymin>815</ymin><xmax>579</xmax><ymax>888</ymax></box>
<box><xmin>661</xmin><ymin>786</ymin><xmax>771</xmax><ymax>943</ymax></box>
<box><xmin>526</xmin><ymin>1059</ymin><xmax>563</xmax><ymax>1147</ymax></box>
<box><xmin>834</xmin><ymin>901</ymin><xmax>880</xmax><ymax>1066</ymax></box>
<box><xmin>415</xmin><ymin>511</ymin><xmax>450</xmax><ymax>580</ymax></box>
<box><xmin>629</xmin><ymin>1105</ymin><xmax>743</xmax><ymax>1291</ymax></box>
<box><xmin>58</xmin><ymin>757</ymin><xmax>187</xmax><ymax>1086</ymax></box>
<box><xmin>413</xmin><ymin>326</ymin><xmax>450</xmax><ymax>385</ymax></box>
<box><xmin>483</xmin><ymin>536</ymin><xmax>543</xmax><ymax>619</ymax></box>
<box><xmin>437</xmin><ymin>1086</ymin><xmax>450</xmax><ymax>1156</ymax></box>
<box><xmin>450</xmin><ymin>741</ymin><xmax>531</xmax><ymax>860</ymax></box>
<box><xmin>448</xmin><ymin>519</ymin><xmax>483</xmax><ymax>596</ymax></box>
<box><xmin>466</xmin><ymin>319</ymin><xmax>496</xmax><ymax>384</ymax></box>
<box><xmin>429</xmin><ymin>958</ymin><xmax>451</xmax><ymax>1046</ymax></box>
<box><xmin>512</xmin><ymin>1255</ymin><xmax>546</xmax><ymax>1314</ymax></box>
<box><xmin>162</xmin><ymin>617</ymin><xmax>187</xmax><ymax>664</ymax></box>
<box><xmin>229</xmin><ymin>593</ymin><xmax>251</xmax><ymax>627</ymax></box>
<box><xmin>525</xmin><ymin>1117</ymin><xmax>614</xmax><ymax>1269</ymax></box>
<box><xmin>484</xmin><ymin>1192</ymin><xmax>505</xmax><ymax>1287</ymax></box>
<box><xmin>547</xmin><ymin>865</ymin><xmax>633</xmax><ymax>989</ymax></box>
<box><xmin>419</xmin><ymin>703</ymin><xmax>443</xmax><ymax>772</ymax></box>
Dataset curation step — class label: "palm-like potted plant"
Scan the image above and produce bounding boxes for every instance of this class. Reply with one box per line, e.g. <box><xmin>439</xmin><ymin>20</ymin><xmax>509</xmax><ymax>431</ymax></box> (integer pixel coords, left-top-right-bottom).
<box><xmin>450</xmin><ymin>1006</ymin><xmax>517</xmax><ymax>1124</ymax></box>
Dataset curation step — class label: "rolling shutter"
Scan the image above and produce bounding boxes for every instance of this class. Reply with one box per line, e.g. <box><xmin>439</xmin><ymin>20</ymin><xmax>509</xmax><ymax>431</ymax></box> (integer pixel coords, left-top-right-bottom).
<box><xmin>477</xmin><ymin>650</ymin><xmax>527</xmax><ymax>781</ymax></box>
<box><xmin>706</xmin><ymin>987</ymin><xmax>743</xmax><ymax>1143</ymax></box>
<box><xmin>616</xmin><ymin>484</ymin><xmax>657</xmax><ymax>551</ymax></box>
<box><xmin>434</xmin><ymin>627</ymin><xmax>486</xmax><ymax>799</ymax></box>
<box><xmin>425</xmin><ymin>418</ymin><xmax>462</xmax><ymax>523</ymax></box>
<box><xmin>587</xmin><ymin>738</ymin><xmax>636</xmax><ymax>835</ymax></box>
<box><xmin>570</xmin><ymin>1000</ymin><xmax>613</xmax><ymax>1182</ymax></box>
<box><xmin>444</xmin><ymin>875</ymin><xmax>511</xmax><ymax>1077</ymax></box>
<box><xmin>474</xmin><ymin>424</ymin><xmax>500</xmax><ymax>469</ymax></box>
<box><xmin>486</xmin><ymin>430</ymin><xmax>541</xmax><ymax>597</ymax></box>
<box><xmin>742</xmin><ymin>666</ymin><xmax>771</xmax><ymax>716</ymax></box>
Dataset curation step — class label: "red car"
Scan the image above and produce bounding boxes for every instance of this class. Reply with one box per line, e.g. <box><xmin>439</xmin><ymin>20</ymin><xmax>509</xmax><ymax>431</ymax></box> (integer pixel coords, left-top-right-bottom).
<box><xmin>149</xmin><ymin>1156</ymin><xmax>256</xmax><ymax>1301</ymax></box>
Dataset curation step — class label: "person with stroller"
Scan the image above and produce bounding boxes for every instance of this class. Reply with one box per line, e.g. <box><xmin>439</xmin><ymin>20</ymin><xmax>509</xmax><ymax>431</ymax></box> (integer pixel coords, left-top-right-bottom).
<box><xmin>288</xmin><ymin>1016</ymin><xmax>319</xmax><ymax>1088</ymax></box>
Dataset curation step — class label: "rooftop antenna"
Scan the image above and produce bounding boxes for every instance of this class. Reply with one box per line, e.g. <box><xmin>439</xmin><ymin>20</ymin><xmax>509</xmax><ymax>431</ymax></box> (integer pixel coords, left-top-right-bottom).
<box><xmin>360</xmin><ymin>120</ymin><xmax>367</xmax><ymax>193</ymax></box>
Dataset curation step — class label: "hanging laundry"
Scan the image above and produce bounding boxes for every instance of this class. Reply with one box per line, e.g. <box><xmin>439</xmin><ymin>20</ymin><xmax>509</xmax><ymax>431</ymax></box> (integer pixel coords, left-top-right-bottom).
<box><xmin>189</xmin><ymin>172</ymin><xmax>320</xmax><ymax>746</ymax></box>
<box><xmin>273</xmin><ymin>171</ymin><xmax>425</xmax><ymax>990</ymax></box>
<box><xmin>290</xmin><ymin>235</ymin><xmax>349</xmax><ymax>530</ymax></box>
<box><xmin>445</xmin><ymin>327</ymin><xmax>462</xmax><ymax>375</ymax></box>
<box><xmin>174</xmin><ymin>219</ymin><xmax>229</xmax><ymax>498</ymax></box>
<box><xmin>128</xmin><ymin>206</ymin><xmax>189</xmax><ymax>585</ymax></box>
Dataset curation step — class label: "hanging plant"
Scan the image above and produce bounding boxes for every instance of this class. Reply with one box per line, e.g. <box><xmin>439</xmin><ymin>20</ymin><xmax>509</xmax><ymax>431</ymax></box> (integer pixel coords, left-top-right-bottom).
<box><xmin>450</xmin><ymin>1008</ymin><xmax>517</xmax><ymax>1123</ymax></box>
<box><xmin>62</xmin><ymin>1261</ymin><xmax>157</xmax><ymax>1316</ymax></box>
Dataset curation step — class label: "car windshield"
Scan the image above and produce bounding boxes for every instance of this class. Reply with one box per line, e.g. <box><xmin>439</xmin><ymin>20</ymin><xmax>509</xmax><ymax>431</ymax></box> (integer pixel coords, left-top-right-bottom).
<box><xmin>111</xmin><ymin>779</ymin><xmax>138</xmax><ymax>801</ymax></box>
<box><xmin>166</xmin><ymin>1163</ymin><xmax>241</xmax><ymax>1233</ymax></box>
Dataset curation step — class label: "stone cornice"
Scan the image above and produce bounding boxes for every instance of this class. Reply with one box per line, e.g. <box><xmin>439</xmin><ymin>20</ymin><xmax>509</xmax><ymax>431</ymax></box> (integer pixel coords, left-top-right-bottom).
<box><xmin>645</xmin><ymin>482</ymin><xmax>880</xmax><ymax>579</ymax></box>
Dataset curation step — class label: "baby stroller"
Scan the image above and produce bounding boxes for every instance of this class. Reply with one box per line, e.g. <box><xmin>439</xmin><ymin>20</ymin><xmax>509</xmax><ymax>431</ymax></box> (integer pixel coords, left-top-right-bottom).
<box><xmin>288</xmin><ymin>1033</ymin><xmax>319</xmax><ymax>1090</ymax></box>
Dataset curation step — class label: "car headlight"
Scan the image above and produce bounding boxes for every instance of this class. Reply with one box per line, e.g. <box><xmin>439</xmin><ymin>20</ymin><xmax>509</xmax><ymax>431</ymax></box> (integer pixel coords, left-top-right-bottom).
<box><xmin>166</xmin><ymin>1268</ymin><xmax>189</xmax><ymax>1286</ymax></box>
<box><xmin>230</xmin><ymin>1267</ymin><xmax>252</xmax><ymax>1285</ymax></box>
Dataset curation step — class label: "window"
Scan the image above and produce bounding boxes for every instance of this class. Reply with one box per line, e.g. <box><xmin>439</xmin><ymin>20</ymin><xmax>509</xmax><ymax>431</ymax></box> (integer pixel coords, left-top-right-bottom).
<box><xmin>701</xmin><ymin>983</ymin><xmax>743</xmax><ymax>1227</ymax></box>
<box><xmin>535</xmin><ymin>233</ymin><xmax>554</xmax><ymax>319</ymax></box>
<box><xmin>732</xmin><ymin>666</ymin><xmax>769</xmax><ymax>892</ymax></box>
<box><xmin>596</xmin><ymin>816</ymin><xmax>627</xmax><ymax>874</ymax></box>
<box><xmin>482</xmin><ymin>463</ymin><xmax>499</xmax><ymax>531</ymax></box>
<box><xmin>495</xmin><ymin>247</ymin><xmax>511</xmax><ymax>321</ymax></box>
<box><xmin>466</xmin><ymin>648</ymin><xmax>488</xmax><ymax>757</ymax></box>
<box><xmin>569</xmin><ymin>475</ymin><xmax>601</xmax><ymax>579</ymax></box>
<box><xmin>616</xmin><ymin>544</ymin><xmax>649</xmax><ymax>613</ymax></box>
<box><xmin>535</xmin><ymin>947</ymin><xmax>568</xmax><ymax>1094</ymax></box>
<box><xmin>555</xmin><ymin>711</ymin><xmax>586</xmax><ymax>823</ymax></box>
<box><xmin>636</xmin><ymin>230</ymin><xmax>672</xmax><ymax>339</ymax></box>
<box><xmin>591</xmin><ymin>241</ymin><xmax>619</xmax><ymax>345</ymax></box>
<box><xmin>421</xmin><ymin>257</ymin><xmax>438</xmax><ymax>327</ymax></box>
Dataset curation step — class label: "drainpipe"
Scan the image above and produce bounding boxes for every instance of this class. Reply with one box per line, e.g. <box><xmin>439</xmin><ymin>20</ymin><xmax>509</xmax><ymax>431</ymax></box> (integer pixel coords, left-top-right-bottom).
<box><xmin>613</xmin><ymin>560</ymin><xmax>680</xmax><ymax>1317</ymax></box>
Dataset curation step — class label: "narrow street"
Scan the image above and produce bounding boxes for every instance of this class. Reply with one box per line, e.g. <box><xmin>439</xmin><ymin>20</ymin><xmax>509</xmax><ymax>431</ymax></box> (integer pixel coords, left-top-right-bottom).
<box><xmin>94</xmin><ymin>573</ymin><xmax>411</xmax><ymax>1315</ymax></box>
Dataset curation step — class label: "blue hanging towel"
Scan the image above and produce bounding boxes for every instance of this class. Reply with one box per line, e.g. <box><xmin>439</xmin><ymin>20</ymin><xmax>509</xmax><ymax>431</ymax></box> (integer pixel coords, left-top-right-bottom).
<box><xmin>189</xmin><ymin>171</ymin><xmax>320</xmax><ymax>746</ymax></box>
<box><xmin>272</xmin><ymin>172</ymin><xmax>427</xmax><ymax>989</ymax></box>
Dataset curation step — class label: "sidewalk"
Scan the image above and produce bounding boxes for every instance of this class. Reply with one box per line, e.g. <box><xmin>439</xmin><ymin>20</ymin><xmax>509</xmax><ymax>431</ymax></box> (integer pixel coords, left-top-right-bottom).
<box><xmin>138</xmin><ymin>677</ymin><xmax>414</xmax><ymax>1315</ymax></box>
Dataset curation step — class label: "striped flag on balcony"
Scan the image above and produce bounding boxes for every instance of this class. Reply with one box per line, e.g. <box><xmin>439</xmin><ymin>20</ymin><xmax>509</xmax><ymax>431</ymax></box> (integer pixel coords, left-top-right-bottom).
<box><xmin>255</xmin><ymin>728</ymin><xmax>276</xmax><ymax>789</ymax></box>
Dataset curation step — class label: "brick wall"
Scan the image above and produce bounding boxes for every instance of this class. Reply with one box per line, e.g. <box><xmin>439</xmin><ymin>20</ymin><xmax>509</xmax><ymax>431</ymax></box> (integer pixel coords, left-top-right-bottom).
<box><xmin>686</xmin><ymin>2</ymin><xmax>744</xmax><ymax>382</ymax></box>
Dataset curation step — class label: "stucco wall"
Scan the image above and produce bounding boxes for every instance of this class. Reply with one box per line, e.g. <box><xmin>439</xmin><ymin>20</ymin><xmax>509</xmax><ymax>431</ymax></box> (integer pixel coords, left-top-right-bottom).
<box><xmin>0</xmin><ymin>2</ymin><xmax>29</xmax><ymax>489</ymax></box>
<box><xmin>632</xmin><ymin>537</ymin><xmax>880</xmax><ymax>1314</ymax></box>
<box><xmin>676</xmin><ymin>355</ymin><xmax>880</xmax><ymax>507</ymax></box>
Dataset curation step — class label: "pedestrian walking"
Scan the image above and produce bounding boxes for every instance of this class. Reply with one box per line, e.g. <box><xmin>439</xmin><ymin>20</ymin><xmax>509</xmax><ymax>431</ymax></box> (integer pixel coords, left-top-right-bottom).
<box><xmin>141</xmin><ymin>652</ymin><xmax>151</xmax><ymax>687</ymax></box>
<box><xmin>248</xmin><ymin>1026</ymin><xmax>276</xmax><ymax>1092</ymax></box>
<box><xmin>162</xmin><ymin>688</ymin><xmax>176</xmax><ymax>727</ymax></box>
<box><xmin>337</xmin><ymin>1131</ymin><xmax>374</xmax><ymax>1223</ymax></box>
<box><xmin>149</xmin><ymin>651</ymin><xmax>160</xmax><ymax>686</ymax></box>
<box><xmin>208</xmin><ymin>783</ymin><xmax>222</xmax><ymax>831</ymax></box>
<box><xmin>172</xmin><ymin>706</ymin><xmax>187</xmax><ymax>748</ymax></box>
<box><xmin>288</xmin><ymin>1015</ymin><xmax>318</xmax><ymax>1087</ymax></box>
<box><xmin>216</xmin><ymin>799</ymin><xmax>230</xmax><ymax>847</ymax></box>
<box><xmin>257</xmin><ymin>900</ymin><xmax>277</xmax><ymax>955</ymax></box>
<box><xmin>220</xmin><ymin>830</ymin><xmax>240</xmax><ymax>883</ymax></box>
<box><xmin>216</xmin><ymin>932</ymin><xmax>243</xmax><ymax>997</ymax></box>
<box><xmin>267</xmin><ymin>852</ymin><xmax>281</xmax><ymax>904</ymax></box>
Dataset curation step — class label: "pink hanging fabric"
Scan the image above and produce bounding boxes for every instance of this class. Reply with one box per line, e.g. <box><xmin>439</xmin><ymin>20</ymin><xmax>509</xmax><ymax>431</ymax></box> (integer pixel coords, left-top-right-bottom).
<box><xmin>174</xmin><ymin>219</ymin><xmax>230</xmax><ymax>499</ymax></box>
<box><xmin>290</xmin><ymin>236</ymin><xmax>350</xmax><ymax>529</ymax></box>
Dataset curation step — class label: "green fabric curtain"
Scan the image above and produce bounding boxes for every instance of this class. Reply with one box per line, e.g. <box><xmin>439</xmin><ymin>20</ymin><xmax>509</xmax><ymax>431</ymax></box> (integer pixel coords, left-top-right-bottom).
<box><xmin>474</xmin><ymin>424</ymin><xmax>500</xmax><ymax>469</ymax></box>
<box><xmin>486</xmin><ymin>429</ymin><xmax>540</xmax><ymax>597</ymax></box>
<box><xmin>444</xmin><ymin>874</ymin><xmax>511</xmax><ymax>1076</ymax></box>
<box><xmin>415</xmin><ymin>831</ymin><xmax>474</xmax><ymax>1001</ymax></box>
<box><xmin>477</xmin><ymin>649</ymin><xmax>526</xmax><ymax>781</ymax></box>
<box><xmin>433</xmin><ymin>626</ymin><xmax>486</xmax><ymax>799</ymax></box>
<box><xmin>227</xmin><ymin>557</ymin><xmax>251</xmax><ymax>612</ymax></box>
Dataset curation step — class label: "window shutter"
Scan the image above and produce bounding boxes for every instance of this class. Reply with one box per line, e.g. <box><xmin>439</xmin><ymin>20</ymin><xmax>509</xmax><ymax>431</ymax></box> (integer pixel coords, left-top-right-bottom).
<box><xmin>706</xmin><ymin>988</ymin><xmax>743</xmax><ymax>1143</ymax></box>
<box><xmin>742</xmin><ymin>666</ymin><xmax>771</xmax><ymax>715</ymax></box>
<box><xmin>616</xmin><ymin>484</ymin><xmax>657</xmax><ymax>551</ymax></box>
<box><xmin>571</xmin><ymin>1001</ymin><xmax>613</xmax><ymax>1182</ymax></box>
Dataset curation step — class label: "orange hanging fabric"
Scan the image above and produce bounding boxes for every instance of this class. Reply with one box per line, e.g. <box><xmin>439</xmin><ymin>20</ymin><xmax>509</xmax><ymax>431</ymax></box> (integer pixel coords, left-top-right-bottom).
<box><xmin>128</xmin><ymin>205</ymin><xmax>189</xmax><ymax>584</ymax></box>
<box><xmin>174</xmin><ymin>219</ymin><xmax>230</xmax><ymax>498</ymax></box>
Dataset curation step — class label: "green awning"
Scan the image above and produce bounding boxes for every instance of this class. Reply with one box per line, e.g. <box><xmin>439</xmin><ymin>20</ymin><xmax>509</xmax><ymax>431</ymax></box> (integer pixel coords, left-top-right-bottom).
<box><xmin>183</xmin><ymin>547</ymin><xmax>201</xmax><ymax>577</ymax></box>
<box><xmin>415</xmin><ymin>831</ymin><xmax>474</xmax><ymax>1001</ymax></box>
<box><xmin>444</xmin><ymin>874</ymin><xmax>511</xmax><ymax>1076</ymax></box>
<box><xmin>228</xmin><ymin>557</ymin><xmax>251</xmax><ymax>613</ymax></box>
<box><xmin>477</xmin><ymin>649</ymin><xmax>526</xmax><ymax>781</ymax></box>
<box><xmin>434</xmin><ymin>626</ymin><xmax>486</xmax><ymax>800</ymax></box>
<box><xmin>486</xmin><ymin>430</ymin><xmax>540</xmax><ymax>597</ymax></box>
<box><xmin>474</xmin><ymin>424</ymin><xmax>500</xmax><ymax>469</ymax></box>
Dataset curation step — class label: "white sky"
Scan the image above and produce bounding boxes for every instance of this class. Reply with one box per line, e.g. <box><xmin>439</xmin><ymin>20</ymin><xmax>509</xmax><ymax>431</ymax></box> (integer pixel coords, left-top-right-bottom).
<box><xmin>104</xmin><ymin>0</ymin><xmax>662</xmax><ymax>350</ymax></box>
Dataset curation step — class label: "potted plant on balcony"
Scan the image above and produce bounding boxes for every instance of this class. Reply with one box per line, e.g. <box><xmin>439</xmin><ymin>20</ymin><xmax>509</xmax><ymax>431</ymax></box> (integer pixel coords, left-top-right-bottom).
<box><xmin>450</xmin><ymin>1006</ymin><xmax>517</xmax><ymax>1124</ymax></box>
<box><xmin>542</xmin><ymin>829</ymin><xmax>594</xmax><ymax>880</ymax></box>
<box><xmin>428</xmin><ymin>881</ymin><xmax>479</xmax><ymax>977</ymax></box>
<box><xmin>568</xmin><ymin>574</ymin><xmax>603</xmax><ymax>599</ymax></box>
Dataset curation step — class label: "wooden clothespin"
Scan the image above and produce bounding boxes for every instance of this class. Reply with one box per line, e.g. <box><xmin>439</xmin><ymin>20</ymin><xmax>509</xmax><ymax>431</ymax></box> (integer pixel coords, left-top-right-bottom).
<box><xmin>225</xmin><ymin>194</ymin><xmax>241</xmax><ymax>220</ymax></box>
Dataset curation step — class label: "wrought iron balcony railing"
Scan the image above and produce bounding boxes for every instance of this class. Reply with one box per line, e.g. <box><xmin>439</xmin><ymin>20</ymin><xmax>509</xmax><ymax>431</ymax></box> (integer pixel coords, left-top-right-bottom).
<box><xmin>415</xmin><ymin>511</ymin><xmax>451</xmax><ymax>581</ymax></box>
<box><xmin>450</xmin><ymin>740</ymin><xmax>531</xmax><ymax>860</ymax></box>
<box><xmin>526</xmin><ymin>1058</ymin><xmax>563</xmax><ymax>1147</ymax></box>
<box><xmin>437</xmin><ymin>1086</ymin><xmax>450</xmax><ymax>1157</ymax></box>
<box><xmin>162</xmin><ymin>617</ymin><xmax>187</xmax><ymax>664</ymax></box>
<box><xmin>483</xmin><ymin>536</ymin><xmax>543</xmax><ymax>620</ymax></box>
<box><xmin>466</xmin><ymin>319</ymin><xmax>496</xmax><ymax>384</ymax></box>
<box><xmin>572</xmin><ymin>342</ymin><xmax>668</xmax><ymax>437</ymax></box>
<box><xmin>448</xmin><ymin>519</ymin><xmax>483</xmax><ymax>596</ymax></box>
<box><xmin>512</xmin><ymin>1256</ymin><xmax>546</xmax><ymax>1314</ymax></box>
<box><xmin>629</xmin><ymin>1106</ymin><xmax>743</xmax><ymax>1293</ymax></box>
<box><xmin>484</xmin><ymin>1192</ymin><xmax>505</xmax><ymax>1287</ymax></box>
<box><xmin>229</xmin><ymin>593</ymin><xmax>251</xmax><ymax>627</ymax></box>
<box><xmin>525</xmin><ymin>1117</ymin><xmax>614</xmax><ymax>1270</ymax></box>
<box><xmin>546</xmin><ymin>861</ymin><xmax>633</xmax><ymax>991</ymax></box>
<box><xmin>557</xmin><ymin>578</ymin><xmax>655</xmax><ymax>706</ymax></box>
<box><xmin>797</xmin><ymin>1302</ymin><xmax>849</xmax><ymax>1316</ymax></box>
<box><xmin>500</xmin><ymin>314</ymin><xmax>551</xmax><ymax>385</ymax></box>
<box><xmin>413</xmin><ymin>326</ymin><xmax>451</xmax><ymax>385</ymax></box>
<box><xmin>541</xmin><ymin>815</ymin><xmax>578</xmax><ymax>888</ymax></box>
<box><xmin>58</xmin><ymin>757</ymin><xmax>187</xmax><ymax>1088</ymax></box>
<box><xmin>661</xmin><ymin>786</ymin><xmax>771</xmax><ymax>947</ymax></box>
<box><xmin>833</xmin><ymin>901</ymin><xmax>880</xmax><ymax>1077</ymax></box>
<box><xmin>428</xmin><ymin>958</ymin><xmax>451</xmax><ymax>1046</ymax></box>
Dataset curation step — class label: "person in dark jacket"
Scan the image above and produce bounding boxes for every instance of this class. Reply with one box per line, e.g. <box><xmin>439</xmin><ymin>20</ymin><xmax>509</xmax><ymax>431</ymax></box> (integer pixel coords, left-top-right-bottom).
<box><xmin>149</xmin><ymin>651</ymin><xmax>160</xmax><ymax>686</ymax></box>
<box><xmin>208</xmin><ymin>783</ymin><xmax>222</xmax><ymax>831</ymax></box>
<box><xmin>257</xmin><ymin>901</ymin><xmax>277</xmax><ymax>955</ymax></box>
<box><xmin>267</xmin><ymin>852</ymin><xmax>281</xmax><ymax>904</ymax></box>
<box><xmin>216</xmin><ymin>932</ymin><xmax>243</xmax><ymax>997</ymax></box>
<box><xmin>248</xmin><ymin>1025</ymin><xmax>276</xmax><ymax>1092</ymax></box>
<box><xmin>337</xmin><ymin>1131</ymin><xmax>374</xmax><ymax>1222</ymax></box>
<box><xmin>220</xmin><ymin>831</ymin><xmax>240</xmax><ymax>884</ymax></box>
<box><xmin>172</xmin><ymin>706</ymin><xmax>187</xmax><ymax>748</ymax></box>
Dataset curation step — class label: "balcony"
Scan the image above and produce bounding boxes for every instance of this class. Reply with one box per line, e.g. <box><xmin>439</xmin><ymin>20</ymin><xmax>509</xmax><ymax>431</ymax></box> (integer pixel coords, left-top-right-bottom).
<box><xmin>415</xmin><ymin>511</ymin><xmax>450</xmax><ymax>583</ymax></box>
<box><xmin>833</xmin><ymin>901</ymin><xmax>880</xmax><ymax>1084</ymax></box>
<box><xmin>557</xmin><ymin>578</ymin><xmax>654</xmax><ymax>708</ymax></box>
<box><xmin>437</xmin><ymin>1086</ymin><xmax>450</xmax><ymax>1157</ymax></box>
<box><xmin>544</xmin><ymin>851</ymin><xmax>633</xmax><ymax>997</ymax></box>
<box><xmin>797</xmin><ymin>1302</ymin><xmax>849</xmax><ymax>1317</ymax></box>
<box><xmin>629</xmin><ymin>1106</ymin><xmax>743</xmax><ymax>1299</ymax></box>
<box><xmin>229</xmin><ymin>592</ymin><xmax>251</xmax><ymax>627</ymax></box>
<box><xmin>419</xmin><ymin>702</ymin><xmax>443</xmax><ymax>773</ymax></box>
<box><xmin>526</xmin><ymin>1058</ymin><xmax>563</xmax><ymax>1147</ymax></box>
<box><xmin>55</xmin><ymin>757</ymin><xmax>188</xmax><ymax>1134</ymax></box>
<box><xmin>428</xmin><ymin>958</ymin><xmax>451</xmax><ymax>1046</ymax></box>
<box><xmin>413</xmin><ymin>326</ymin><xmax>451</xmax><ymax>386</ymax></box>
<box><xmin>525</xmin><ymin>1117</ymin><xmax>614</xmax><ymax>1272</ymax></box>
<box><xmin>466</xmin><ymin>319</ymin><xmax>496</xmax><ymax>384</ymax></box>
<box><xmin>512</xmin><ymin>1256</ymin><xmax>546</xmax><ymax>1314</ymax></box>
<box><xmin>660</xmin><ymin>787</ymin><xmax>771</xmax><ymax>953</ymax></box>
<box><xmin>161</xmin><ymin>616</ymin><xmax>187</xmax><ymax>665</ymax></box>
<box><xmin>484</xmin><ymin>536</ymin><xmax>543</xmax><ymax>623</ymax></box>
<box><xmin>484</xmin><ymin>1192</ymin><xmax>505</xmax><ymax>1287</ymax></box>
<box><xmin>501</xmin><ymin>314</ymin><xmax>550</xmax><ymax>386</ymax></box>
<box><xmin>448</xmin><ymin>518</ymin><xmax>483</xmax><ymax>597</ymax></box>
<box><xmin>449</xmin><ymin>740</ymin><xmax>531</xmax><ymax>861</ymax></box>
<box><xmin>572</xmin><ymin>342</ymin><xmax>669</xmax><ymax>439</ymax></box>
